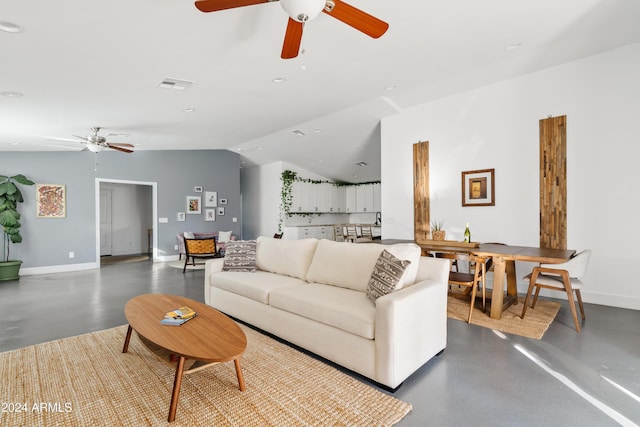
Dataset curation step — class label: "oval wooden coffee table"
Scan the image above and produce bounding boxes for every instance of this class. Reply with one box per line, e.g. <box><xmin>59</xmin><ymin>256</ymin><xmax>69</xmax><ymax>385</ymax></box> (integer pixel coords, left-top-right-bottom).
<box><xmin>122</xmin><ymin>294</ymin><xmax>247</xmax><ymax>422</ymax></box>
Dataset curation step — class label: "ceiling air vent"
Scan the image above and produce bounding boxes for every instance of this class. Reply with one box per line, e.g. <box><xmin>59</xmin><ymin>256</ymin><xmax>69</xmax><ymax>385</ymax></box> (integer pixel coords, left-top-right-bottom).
<box><xmin>354</xmin><ymin>161</ymin><xmax>368</xmax><ymax>167</ymax></box>
<box><xmin>157</xmin><ymin>78</ymin><xmax>194</xmax><ymax>90</ymax></box>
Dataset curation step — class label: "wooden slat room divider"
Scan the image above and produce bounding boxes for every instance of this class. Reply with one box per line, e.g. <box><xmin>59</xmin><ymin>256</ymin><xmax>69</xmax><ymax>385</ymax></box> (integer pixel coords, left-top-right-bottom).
<box><xmin>539</xmin><ymin>115</ymin><xmax>567</xmax><ymax>249</ymax></box>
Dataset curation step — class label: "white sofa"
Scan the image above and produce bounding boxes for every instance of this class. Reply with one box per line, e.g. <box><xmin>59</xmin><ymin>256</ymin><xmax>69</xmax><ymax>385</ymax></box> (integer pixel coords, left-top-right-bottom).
<box><xmin>204</xmin><ymin>236</ymin><xmax>449</xmax><ymax>389</ymax></box>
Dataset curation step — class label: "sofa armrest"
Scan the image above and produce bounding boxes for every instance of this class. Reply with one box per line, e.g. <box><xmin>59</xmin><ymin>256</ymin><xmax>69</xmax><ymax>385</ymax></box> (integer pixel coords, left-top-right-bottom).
<box><xmin>374</xmin><ymin>278</ymin><xmax>448</xmax><ymax>388</ymax></box>
<box><xmin>204</xmin><ymin>258</ymin><xmax>225</xmax><ymax>305</ymax></box>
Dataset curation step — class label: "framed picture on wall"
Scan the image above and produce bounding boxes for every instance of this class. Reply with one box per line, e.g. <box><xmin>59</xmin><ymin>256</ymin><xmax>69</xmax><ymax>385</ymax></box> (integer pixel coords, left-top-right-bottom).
<box><xmin>186</xmin><ymin>196</ymin><xmax>201</xmax><ymax>214</ymax></box>
<box><xmin>194</xmin><ymin>186</ymin><xmax>203</xmax><ymax>193</ymax></box>
<box><xmin>177</xmin><ymin>212</ymin><xmax>186</xmax><ymax>222</ymax></box>
<box><xmin>219</xmin><ymin>198</ymin><xmax>228</xmax><ymax>205</ymax></box>
<box><xmin>462</xmin><ymin>169</ymin><xmax>495</xmax><ymax>207</ymax></box>
<box><xmin>205</xmin><ymin>209</ymin><xmax>216</xmax><ymax>222</ymax></box>
<box><xmin>205</xmin><ymin>191</ymin><xmax>218</xmax><ymax>207</ymax></box>
<box><xmin>36</xmin><ymin>184</ymin><xmax>66</xmax><ymax>218</ymax></box>
<box><xmin>217</xmin><ymin>207</ymin><xmax>225</xmax><ymax>216</ymax></box>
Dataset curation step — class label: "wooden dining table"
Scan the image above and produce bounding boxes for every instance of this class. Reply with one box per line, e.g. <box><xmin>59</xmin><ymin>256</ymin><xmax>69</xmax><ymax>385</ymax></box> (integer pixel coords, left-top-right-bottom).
<box><xmin>417</xmin><ymin>242</ymin><xmax>576</xmax><ymax>320</ymax></box>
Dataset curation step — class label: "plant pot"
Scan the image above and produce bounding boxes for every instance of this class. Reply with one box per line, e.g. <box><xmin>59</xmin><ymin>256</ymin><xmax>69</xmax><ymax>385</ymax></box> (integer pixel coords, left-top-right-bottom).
<box><xmin>0</xmin><ymin>260</ymin><xmax>23</xmax><ymax>282</ymax></box>
<box><xmin>432</xmin><ymin>230</ymin><xmax>446</xmax><ymax>241</ymax></box>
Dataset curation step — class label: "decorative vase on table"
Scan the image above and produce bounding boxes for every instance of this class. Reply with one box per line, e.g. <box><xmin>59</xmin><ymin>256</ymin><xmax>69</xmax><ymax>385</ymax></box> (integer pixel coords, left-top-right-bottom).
<box><xmin>432</xmin><ymin>230</ymin><xmax>446</xmax><ymax>241</ymax></box>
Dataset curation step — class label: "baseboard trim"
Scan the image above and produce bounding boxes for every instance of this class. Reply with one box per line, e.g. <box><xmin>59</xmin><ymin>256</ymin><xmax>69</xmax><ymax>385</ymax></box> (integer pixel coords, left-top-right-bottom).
<box><xmin>21</xmin><ymin>263</ymin><xmax>97</xmax><ymax>276</ymax></box>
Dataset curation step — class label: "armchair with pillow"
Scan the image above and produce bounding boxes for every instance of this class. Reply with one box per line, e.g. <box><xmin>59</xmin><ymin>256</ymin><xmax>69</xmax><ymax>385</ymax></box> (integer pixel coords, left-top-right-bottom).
<box><xmin>176</xmin><ymin>231</ymin><xmax>236</xmax><ymax>259</ymax></box>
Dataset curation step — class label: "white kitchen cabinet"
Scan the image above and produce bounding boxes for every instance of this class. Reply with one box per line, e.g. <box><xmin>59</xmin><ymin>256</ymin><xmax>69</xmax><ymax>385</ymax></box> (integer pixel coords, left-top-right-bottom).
<box><xmin>373</xmin><ymin>183</ymin><xmax>381</xmax><ymax>212</ymax></box>
<box><xmin>345</xmin><ymin>186</ymin><xmax>357</xmax><ymax>213</ymax></box>
<box><xmin>356</xmin><ymin>184</ymin><xmax>375</xmax><ymax>212</ymax></box>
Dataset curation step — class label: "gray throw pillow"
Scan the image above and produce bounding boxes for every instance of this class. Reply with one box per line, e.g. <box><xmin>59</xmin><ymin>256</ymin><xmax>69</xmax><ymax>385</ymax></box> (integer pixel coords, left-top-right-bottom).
<box><xmin>222</xmin><ymin>240</ymin><xmax>257</xmax><ymax>272</ymax></box>
<box><xmin>366</xmin><ymin>250</ymin><xmax>411</xmax><ymax>303</ymax></box>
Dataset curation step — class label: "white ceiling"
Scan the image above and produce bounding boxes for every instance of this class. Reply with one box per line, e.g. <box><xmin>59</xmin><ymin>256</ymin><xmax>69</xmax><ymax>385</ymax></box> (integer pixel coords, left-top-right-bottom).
<box><xmin>2</xmin><ymin>0</ymin><xmax>640</xmax><ymax>182</ymax></box>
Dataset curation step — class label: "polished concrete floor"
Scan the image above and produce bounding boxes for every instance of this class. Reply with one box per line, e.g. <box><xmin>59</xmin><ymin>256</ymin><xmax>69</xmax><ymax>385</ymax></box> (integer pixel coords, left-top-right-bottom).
<box><xmin>1</xmin><ymin>260</ymin><xmax>639</xmax><ymax>426</ymax></box>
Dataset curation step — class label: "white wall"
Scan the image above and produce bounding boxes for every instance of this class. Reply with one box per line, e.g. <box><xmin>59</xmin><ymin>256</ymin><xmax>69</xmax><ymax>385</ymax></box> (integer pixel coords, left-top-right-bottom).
<box><xmin>241</xmin><ymin>161</ymin><xmax>283</xmax><ymax>239</ymax></box>
<box><xmin>381</xmin><ymin>42</ymin><xmax>640</xmax><ymax>310</ymax></box>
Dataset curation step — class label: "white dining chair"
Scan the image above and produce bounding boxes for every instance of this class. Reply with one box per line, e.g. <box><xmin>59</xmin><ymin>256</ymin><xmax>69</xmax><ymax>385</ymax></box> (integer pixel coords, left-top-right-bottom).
<box><xmin>520</xmin><ymin>249</ymin><xmax>592</xmax><ymax>332</ymax></box>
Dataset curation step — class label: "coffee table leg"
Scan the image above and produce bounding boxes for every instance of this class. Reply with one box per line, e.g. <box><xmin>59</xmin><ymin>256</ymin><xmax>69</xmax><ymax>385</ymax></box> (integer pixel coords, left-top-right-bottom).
<box><xmin>168</xmin><ymin>356</ymin><xmax>186</xmax><ymax>422</ymax></box>
<box><xmin>234</xmin><ymin>358</ymin><xmax>246</xmax><ymax>391</ymax></box>
<box><xmin>122</xmin><ymin>325</ymin><xmax>133</xmax><ymax>353</ymax></box>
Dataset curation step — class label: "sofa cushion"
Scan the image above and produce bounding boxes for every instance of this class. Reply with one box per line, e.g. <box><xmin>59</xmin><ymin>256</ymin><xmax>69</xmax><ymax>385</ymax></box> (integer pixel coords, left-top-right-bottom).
<box><xmin>213</xmin><ymin>271</ymin><xmax>306</xmax><ymax>304</ymax></box>
<box><xmin>366</xmin><ymin>250</ymin><xmax>411</xmax><ymax>303</ymax></box>
<box><xmin>305</xmin><ymin>240</ymin><xmax>420</xmax><ymax>292</ymax></box>
<box><xmin>256</xmin><ymin>236</ymin><xmax>319</xmax><ymax>280</ymax></box>
<box><xmin>269</xmin><ymin>283</ymin><xmax>376</xmax><ymax>339</ymax></box>
<box><xmin>222</xmin><ymin>240</ymin><xmax>257</xmax><ymax>272</ymax></box>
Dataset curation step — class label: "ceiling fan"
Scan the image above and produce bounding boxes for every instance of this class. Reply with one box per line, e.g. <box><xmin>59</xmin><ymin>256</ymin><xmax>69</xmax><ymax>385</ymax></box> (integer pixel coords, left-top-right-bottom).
<box><xmin>73</xmin><ymin>127</ymin><xmax>135</xmax><ymax>153</ymax></box>
<box><xmin>194</xmin><ymin>0</ymin><xmax>389</xmax><ymax>59</ymax></box>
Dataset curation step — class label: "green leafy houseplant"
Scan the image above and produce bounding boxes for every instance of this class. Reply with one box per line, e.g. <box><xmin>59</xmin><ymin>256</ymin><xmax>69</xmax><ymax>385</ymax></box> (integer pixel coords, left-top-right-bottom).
<box><xmin>279</xmin><ymin>170</ymin><xmax>297</xmax><ymax>233</ymax></box>
<box><xmin>0</xmin><ymin>174</ymin><xmax>35</xmax><ymax>264</ymax></box>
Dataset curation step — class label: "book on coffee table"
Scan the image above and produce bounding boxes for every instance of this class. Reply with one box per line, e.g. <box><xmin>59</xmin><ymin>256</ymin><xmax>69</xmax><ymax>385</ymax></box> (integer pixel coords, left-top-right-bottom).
<box><xmin>164</xmin><ymin>306</ymin><xmax>197</xmax><ymax>320</ymax></box>
<box><xmin>160</xmin><ymin>314</ymin><xmax>196</xmax><ymax>326</ymax></box>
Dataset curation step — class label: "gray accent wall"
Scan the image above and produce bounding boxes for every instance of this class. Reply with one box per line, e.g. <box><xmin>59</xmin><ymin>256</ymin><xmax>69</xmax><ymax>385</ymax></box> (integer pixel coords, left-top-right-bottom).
<box><xmin>1</xmin><ymin>150</ymin><xmax>240</xmax><ymax>270</ymax></box>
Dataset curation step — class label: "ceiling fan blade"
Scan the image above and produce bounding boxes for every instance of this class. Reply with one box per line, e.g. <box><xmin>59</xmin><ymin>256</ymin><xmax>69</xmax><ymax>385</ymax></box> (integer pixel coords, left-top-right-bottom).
<box><xmin>281</xmin><ymin>18</ymin><xmax>303</xmax><ymax>59</ymax></box>
<box><xmin>195</xmin><ymin>0</ymin><xmax>274</xmax><ymax>13</ymax></box>
<box><xmin>107</xmin><ymin>144</ymin><xmax>134</xmax><ymax>153</ymax></box>
<box><xmin>107</xmin><ymin>143</ymin><xmax>135</xmax><ymax>148</ymax></box>
<box><xmin>73</xmin><ymin>135</ymin><xmax>89</xmax><ymax>142</ymax></box>
<box><xmin>323</xmin><ymin>0</ymin><xmax>388</xmax><ymax>38</ymax></box>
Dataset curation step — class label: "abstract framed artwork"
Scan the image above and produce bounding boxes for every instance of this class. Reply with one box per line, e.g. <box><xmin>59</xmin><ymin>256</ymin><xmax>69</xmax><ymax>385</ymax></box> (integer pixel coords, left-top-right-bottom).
<box><xmin>205</xmin><ymin>209</ymin><xmax>216</xmax><ymax>222</ymax></box>
<box><xmin>186</xmin><ymin>196</ymin><xmax>201</xmax><ymax>214</ymax></box>
<box><xmin>177</xmin><ymin>212</ymin><xmax>186</xmax><ymax>222</ymax></box>
<box><xmin>36</xmin><ymin>184</ymin><xmax>66</xmax><ymax>218</ymax></box>
<box><xmin>462</xmin><ymin>169</ymin><xmax>495</xmax><ymax>207</ymax></box>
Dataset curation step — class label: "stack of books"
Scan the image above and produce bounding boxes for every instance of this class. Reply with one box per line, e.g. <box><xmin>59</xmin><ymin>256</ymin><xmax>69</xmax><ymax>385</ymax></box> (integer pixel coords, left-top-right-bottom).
<box><xmin>160</xmin><ymin>306</ymin><xmax>197</xmax><ymax>326</ymax></box>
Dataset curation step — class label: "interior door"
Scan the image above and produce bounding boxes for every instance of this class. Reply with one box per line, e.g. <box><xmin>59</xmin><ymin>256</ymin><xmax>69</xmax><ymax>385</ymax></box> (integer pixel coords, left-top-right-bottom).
<box><xmin>100</xmin><ymin>189</ymin><xmax>113</xmax><ymax>256</ymax></box>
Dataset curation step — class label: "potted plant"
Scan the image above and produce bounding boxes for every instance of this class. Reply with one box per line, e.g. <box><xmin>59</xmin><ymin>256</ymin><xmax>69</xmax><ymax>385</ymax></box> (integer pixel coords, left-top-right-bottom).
<box><xmin>431</xmin><ymin>220</ymin><xmax>446</xmax><ymax>241</ymax></box>
<box><xmin>0</xmin><ymin>174</ymin><xmax>35</xmax><ymax>281</ymax></box>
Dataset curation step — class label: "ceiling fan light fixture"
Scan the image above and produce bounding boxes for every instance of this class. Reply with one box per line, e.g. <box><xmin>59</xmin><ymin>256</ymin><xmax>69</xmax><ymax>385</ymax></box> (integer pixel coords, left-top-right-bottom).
<box><xmin>280</xmin><ymin>0</ymin><xmax>326</xmax><ymax>23</ymax></box>
<box><xmin>86</xmin><ymin>144</ymin><xmax>106</xmax><ymax>153</ymax></box>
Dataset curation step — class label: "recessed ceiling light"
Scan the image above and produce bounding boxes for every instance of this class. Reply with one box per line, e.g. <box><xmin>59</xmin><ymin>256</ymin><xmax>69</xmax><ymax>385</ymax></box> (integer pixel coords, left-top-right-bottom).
<box><xmin>256</xmin><ymin>146</ymin><xmax>263</xmax><ymax>150</ymax></box>
<box><xmin>292</xmin><ymin>129</ymin><xmax>306</xmax><ymax>136</ymax></box>
<box><xmin>9</xmin><ymin>142</ymin><xmax>20</xmax><ymax>146</ymax></box>
<box><xmin>183</xmin><ymin>108</ymin><xmax>195</xmax><ymax>112</ymax></box>
<box><xmin>313</xmin><ymin>128</ymin><xmax>321</xmax><ymax>133</ymax></box>
<box><xmin>272</xmin><ymin>77</ymin><xmax>286</xmax><ymax>83</ymax></box>
<box><xmin>385</xmin><ymin>85</ymin><xmax>397</xmax><ymax>91</ymax></box>
<box><xmin>354</xmin><ymin>161</ymin><xmax>368</xmax><ymax>167</ymax></box>
<box><xmin>506</xmin><ymin>42</ymin><xmax>523</xmax><ymax>51</ymax></box>
<box><xmin>0</xmin><ymin>21</ymin><xmax>24</xmax><ymax>33</ymax></box>
<box><xmin>1</xmin><ymin>91</ymin><xmax>24</xmax><ymax>98</ymax></box>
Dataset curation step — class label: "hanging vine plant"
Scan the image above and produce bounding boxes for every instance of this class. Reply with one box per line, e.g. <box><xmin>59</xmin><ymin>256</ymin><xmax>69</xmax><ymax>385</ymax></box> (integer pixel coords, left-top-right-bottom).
<box><xmin>278</xmin><ymin>170</ymin><xmax>297</xmax><ymax>232</ymax></box>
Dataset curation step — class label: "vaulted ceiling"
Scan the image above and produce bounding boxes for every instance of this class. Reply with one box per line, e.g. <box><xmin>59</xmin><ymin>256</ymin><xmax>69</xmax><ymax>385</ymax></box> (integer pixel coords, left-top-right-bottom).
<box><xmin>2</xmin><ymin>0</ymin><xmax>639</xmax><ymax>182</ymax></box>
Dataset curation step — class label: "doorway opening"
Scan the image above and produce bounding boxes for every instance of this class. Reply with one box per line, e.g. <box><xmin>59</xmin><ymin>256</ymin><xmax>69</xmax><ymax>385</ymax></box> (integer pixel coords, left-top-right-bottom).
<box><xmin>95</xmin><ymin>179</ymin><xmax>158</xmax><ymax>267</ymax></box>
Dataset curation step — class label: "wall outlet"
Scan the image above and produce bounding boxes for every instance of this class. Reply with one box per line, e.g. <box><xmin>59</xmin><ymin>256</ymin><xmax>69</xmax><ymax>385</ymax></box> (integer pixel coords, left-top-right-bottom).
<box><xmin>174</xmin><ymin>245</ymin><xmax>178</xmax><ymax>250</ymax></box>
<box><xmin>232</xmin><ymin>217</ymin><xmax>238</xmax><ymax>223</ymax></box>
<box><xmin>68</xmin><ymin>252</ymin><xmax>75</xmax><ymax>258</ymax></box>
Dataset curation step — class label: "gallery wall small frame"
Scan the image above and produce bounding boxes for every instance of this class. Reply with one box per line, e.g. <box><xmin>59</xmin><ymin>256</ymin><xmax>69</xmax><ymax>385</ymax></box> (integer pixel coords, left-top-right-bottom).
<box><xmin>205</xmin><ymin>209</ymin><xmax>216</xmax><ymax>222</ymax></box>
<box><xmin>462</xmin><ymin>168</ymin><xmax>495</xmax><ymax>207</ymax></box>
<box><xmin>205</xmin><ymin>191</ymin><xmax>218</xmax><ymax>207</ymax></box>
<box><xmin>36</xmin><ymin>184</ymin><xmax>66</xmax><ymax>218</ymax></box>
<box><xmin>186</xmin><ymin>196</ymin><xmax>201</xmax><ymax>214</ymax></box>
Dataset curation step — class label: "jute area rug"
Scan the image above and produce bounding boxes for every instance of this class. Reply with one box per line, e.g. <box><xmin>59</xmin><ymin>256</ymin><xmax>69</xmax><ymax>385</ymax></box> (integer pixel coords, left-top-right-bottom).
<box><xmin>0</xmin><ymin>324</ymin><xmax>411</xmax><ymax>427</ymax></box>
<box><xmin>447</xmin><ymin>294</ymin><xmax>561</xmax><ymax>339</ymax></box>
